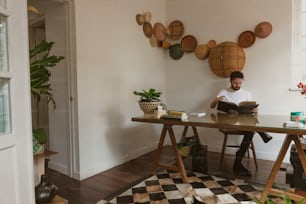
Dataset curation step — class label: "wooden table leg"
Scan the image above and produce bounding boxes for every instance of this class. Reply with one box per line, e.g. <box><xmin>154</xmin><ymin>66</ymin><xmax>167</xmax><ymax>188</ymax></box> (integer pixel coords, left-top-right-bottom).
<box><xmin>293</xmin><ymin>135</ymin><xmax>306</xmax><ymax>173</ymax></box>
<box><xmin>167</xmin><ymin>126</ymin><xmax>188</xmax><ymax>183</ymax></box>
<box><xmin>260</xmin><ymin>134</ymin><xmax>306</xmax><ymax>203</ymax></box>
<box><xmin>260</xmin><ymin>134</ymin><xmax>292</xmax><ymax>203</ymax></box>
<box><xmin>191</xmin><ymin>126</ymin><xmax>201</xmax><ymax>144</ymax></box>
<box><xmin>181</xmin><ymin>125</ymin><xmax>201</xmax><ymax>145</ymax></box>
<box><xmin>152</xmin><ymin>126</ymin><xmax>167</xmax><ymax>174</ymax></box>
<box><xmin>152</xmin><ymin>125</ymin><xmax>189</xmax><ymax>183</ymax></box>
<box><xmin>182</xmin><ymin>126</ymin><xmax>189</xmax><ymax>137</ymax></box>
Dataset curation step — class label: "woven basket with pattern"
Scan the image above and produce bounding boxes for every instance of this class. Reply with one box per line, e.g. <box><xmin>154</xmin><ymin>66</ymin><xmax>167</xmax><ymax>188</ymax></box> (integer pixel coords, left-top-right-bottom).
<box><xmin>208</xmin><ymin>41</ymin><xmax>245</xmax><ymax>78</ymax></box>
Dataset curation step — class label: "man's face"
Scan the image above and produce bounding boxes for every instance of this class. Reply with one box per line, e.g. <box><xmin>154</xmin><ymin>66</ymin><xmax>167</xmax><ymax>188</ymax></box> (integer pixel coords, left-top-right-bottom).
<box><xmin>230</xmin><ymin>78</ymin><xmax>243</xmax><ymax>91</ymax></box>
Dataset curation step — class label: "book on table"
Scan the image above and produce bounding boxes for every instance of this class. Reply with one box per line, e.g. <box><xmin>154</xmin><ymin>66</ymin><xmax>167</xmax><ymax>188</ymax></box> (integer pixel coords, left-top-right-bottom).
<box><xmin>217</xmin><ymin>101</ymin><xmax>259</xmax><ymax>114</ymax></box>
<box><xmin>161</xmin><ymin>110</ymin><xmax>188</xmax><ymax>120</ymax></box>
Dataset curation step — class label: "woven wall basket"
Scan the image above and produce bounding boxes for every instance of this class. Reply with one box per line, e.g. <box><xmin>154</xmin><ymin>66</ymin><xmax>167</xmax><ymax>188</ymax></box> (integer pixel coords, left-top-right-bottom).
<box><xmin>208</xmin><ymin>41</ymin><xmax>245</xmax><ymax>78</ymax></box>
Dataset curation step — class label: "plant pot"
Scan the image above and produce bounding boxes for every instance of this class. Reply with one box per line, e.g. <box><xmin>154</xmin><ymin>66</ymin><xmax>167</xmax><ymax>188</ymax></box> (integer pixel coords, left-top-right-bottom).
<box><xmin>138</xmin><ymin>101</ymin><xmax>161</xmax><ymax>117</ymax></box>
<box><xmin>33</xmin><ymin>134</ymin><xmax>45</xmax><ymax>155</ymax></box>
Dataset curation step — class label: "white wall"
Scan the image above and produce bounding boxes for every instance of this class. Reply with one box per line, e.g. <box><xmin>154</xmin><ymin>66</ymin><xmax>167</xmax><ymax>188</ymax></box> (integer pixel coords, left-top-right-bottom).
<box><xmin>165</xmin><ymin>0</ymin><xmax>304</xmax><ymax>162</ymax></box>
<box><xmin>73</xmin><ymin>0</ymin><xmax>303</xmax><ymax>179</ymax></box>
<box><xmin>74</xmin><ymin>0</ymin><xmax>167</xmax><ymax>179</ymax></box>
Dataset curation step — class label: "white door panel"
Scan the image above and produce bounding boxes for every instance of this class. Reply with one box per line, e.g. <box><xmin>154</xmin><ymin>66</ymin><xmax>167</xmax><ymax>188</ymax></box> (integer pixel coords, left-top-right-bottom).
<box><xmin>0</xmin><ymin>147</ymin><xmax>17</xmax><ymax>204</ymax></box>
<box><xmin>0</xmin><ymin>0</ymin><xmax>35</xmax><ymax>203</ymax></box>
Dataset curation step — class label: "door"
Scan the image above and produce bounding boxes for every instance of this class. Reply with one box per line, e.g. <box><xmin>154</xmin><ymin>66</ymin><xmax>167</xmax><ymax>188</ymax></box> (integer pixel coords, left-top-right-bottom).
<box><xmin>0</xmin><ymin>1</ymin><xmax>35</xmax><ymax>204</ymax></box>
<box><xmin>27</xmin><ymin>0</ymin><xmax>75</xmax><ymax>179</ymax></box>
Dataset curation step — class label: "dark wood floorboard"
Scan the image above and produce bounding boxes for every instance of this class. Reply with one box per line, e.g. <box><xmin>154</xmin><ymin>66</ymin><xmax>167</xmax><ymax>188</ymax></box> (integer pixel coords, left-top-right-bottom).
<box><xmin>46</xmin><ymin>145</ymin><xmax>297</xmax><ymax>204</ymax></box>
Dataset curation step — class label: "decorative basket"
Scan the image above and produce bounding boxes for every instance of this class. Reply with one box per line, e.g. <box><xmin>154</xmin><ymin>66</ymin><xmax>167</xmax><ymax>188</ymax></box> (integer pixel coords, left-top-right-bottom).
<box><xmin>138</xmin><ymin>101</ymin><xmax>161</xmax><ymax>117</ymax></box>
<box><xmin>208</xmin><ymin>41</ymin><xmax>245</xmax><ymax>78</ymax></box>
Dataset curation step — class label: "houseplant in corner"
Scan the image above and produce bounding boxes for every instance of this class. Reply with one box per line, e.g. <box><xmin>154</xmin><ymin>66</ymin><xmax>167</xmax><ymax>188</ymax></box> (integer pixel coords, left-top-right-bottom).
<box><xmin>30</xmin><ymin>40</ymin><xmax>64</xmax><ymax>155</ymax></box>
<box><xmin>134</xmin><ymin>88</ymin><xmax>162</xmax><ymax>117</ymax></box>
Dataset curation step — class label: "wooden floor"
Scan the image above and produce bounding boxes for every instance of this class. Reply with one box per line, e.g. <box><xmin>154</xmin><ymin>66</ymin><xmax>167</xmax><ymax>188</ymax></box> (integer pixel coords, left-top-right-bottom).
<box><xmin>46</xmin><ymin>145</ymin><xmax>297</xmax><ymax>204</ymax></box>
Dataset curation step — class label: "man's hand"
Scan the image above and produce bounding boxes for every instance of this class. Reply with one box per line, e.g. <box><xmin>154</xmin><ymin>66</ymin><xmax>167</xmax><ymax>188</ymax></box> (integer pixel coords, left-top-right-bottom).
<box><xmin>210</xmin><ymin>96</ymin><xmax>225</xmax><ymax>109</ymax></box>
<box><xmin>251</xmin><ymin>107</ymin><xmax>258</xmax><ymax>115</ymax></box>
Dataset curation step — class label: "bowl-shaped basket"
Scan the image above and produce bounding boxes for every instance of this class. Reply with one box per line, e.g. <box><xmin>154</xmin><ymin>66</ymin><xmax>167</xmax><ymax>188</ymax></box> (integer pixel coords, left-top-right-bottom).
<box><xmin>138</xmin><ymin>101</ymin><xmax>161</xmax><ymax>117</ymax></box>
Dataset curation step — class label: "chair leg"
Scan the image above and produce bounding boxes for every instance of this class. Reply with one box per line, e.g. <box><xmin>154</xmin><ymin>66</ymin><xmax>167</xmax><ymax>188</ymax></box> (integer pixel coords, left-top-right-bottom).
<box><xmin>250</xmin><ymin>141</ymin><xmax>258</xmax><ymax>169</ymax></box>
<box><xmin>220</xmin><ymin>133</ymin><xmax>228</xmax><ymax>163</ymax></box>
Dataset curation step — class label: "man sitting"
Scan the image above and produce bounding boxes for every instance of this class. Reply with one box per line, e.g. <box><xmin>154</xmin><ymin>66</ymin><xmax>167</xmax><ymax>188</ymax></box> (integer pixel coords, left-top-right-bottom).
<box><xmin>210</xmin><ymin>71</ymin><xmax>272</xmax><ymax>176</ymax></box>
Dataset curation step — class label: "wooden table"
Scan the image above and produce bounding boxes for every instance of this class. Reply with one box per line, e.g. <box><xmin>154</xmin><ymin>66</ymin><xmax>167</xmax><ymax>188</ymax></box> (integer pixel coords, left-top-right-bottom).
<box><xmin>132</xmin><ymin>113</ymin><xmax>306</xmax><ymax>202</ymax></box>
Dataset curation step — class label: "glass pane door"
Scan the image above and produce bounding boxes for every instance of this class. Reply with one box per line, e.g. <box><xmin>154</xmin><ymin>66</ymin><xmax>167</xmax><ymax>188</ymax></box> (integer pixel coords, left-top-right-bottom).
<box><xmin>0</xmin><ymin>9</ymin><xmax>11</xmax><ymax>134</ymax></box>
<box><xmin>0</xmin><ymin>14</ymin><xmax>8</xmax><ymax>72</ymax></box>
<box><xmin>0</xmin><ymin>79</ymin><xmax>10</xmax><ymax>134</ymax></box>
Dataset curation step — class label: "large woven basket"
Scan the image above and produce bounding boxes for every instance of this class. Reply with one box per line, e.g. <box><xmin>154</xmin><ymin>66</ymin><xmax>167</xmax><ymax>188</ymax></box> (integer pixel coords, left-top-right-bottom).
<box><xmin>208</xmin><ymin>41</ymin><xmax>245</xmax><ymax>78</ymax></box>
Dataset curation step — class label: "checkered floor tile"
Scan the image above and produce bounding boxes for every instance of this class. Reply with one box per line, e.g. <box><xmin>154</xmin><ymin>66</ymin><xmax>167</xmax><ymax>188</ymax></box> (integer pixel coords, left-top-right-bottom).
<box><xmin>97</xmin><ymin>170</ymin><xmax>262</xmax><ymax>204</ymax></box>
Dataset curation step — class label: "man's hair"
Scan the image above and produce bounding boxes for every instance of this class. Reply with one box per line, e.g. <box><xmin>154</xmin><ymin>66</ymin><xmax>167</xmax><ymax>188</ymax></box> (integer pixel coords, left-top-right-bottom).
<box><xmin>230</xmin><ymin>71</ymin><xmax>244</xmax><ymax>80</ymax></box>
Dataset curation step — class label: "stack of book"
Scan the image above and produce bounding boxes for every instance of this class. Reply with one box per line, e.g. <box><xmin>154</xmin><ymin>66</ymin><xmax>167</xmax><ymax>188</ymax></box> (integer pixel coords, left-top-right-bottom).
<box><xmin>161</xmin><ymin>110</ymin><xmax>188</xmax><ymax>121</ymax></box>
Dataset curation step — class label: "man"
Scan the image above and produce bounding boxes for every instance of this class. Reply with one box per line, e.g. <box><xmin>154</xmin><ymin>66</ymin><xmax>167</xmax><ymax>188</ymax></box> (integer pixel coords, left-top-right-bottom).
<box><xmin>210</xmin><ymin>71</ymin><xmax>272</xmax><ymax>176</ymax></box>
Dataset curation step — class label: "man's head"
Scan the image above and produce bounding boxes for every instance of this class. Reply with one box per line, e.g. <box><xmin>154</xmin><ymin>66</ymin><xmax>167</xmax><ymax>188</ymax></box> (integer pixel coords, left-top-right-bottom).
<box><xmin>229</xmin><ymin>71</ymin><xmax>244</xmax><ymax>91</ymax></box>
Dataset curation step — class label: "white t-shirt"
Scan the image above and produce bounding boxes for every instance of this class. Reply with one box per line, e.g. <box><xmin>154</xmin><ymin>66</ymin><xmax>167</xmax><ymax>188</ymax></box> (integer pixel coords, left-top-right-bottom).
<box><xmin>217</xmin><ymin>87</ymin><xmax>251</xmax><ymax>105</ymax></box>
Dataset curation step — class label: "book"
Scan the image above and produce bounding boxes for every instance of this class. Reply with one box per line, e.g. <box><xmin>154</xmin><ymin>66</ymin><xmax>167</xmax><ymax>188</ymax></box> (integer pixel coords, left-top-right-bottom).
<box><xmin>161</xmin><ymin>110</ymin><xmax>188</xmax><ymax>121</ymax></box>
<box><xmin>283</xmin><ymin>121</ymin><xmax>305</xmax><ymax>128</ymax></box>
<box><xmin>217</xmin><ymin>101</ymin><xmax>259</xmax><ymax>114</ymax></box>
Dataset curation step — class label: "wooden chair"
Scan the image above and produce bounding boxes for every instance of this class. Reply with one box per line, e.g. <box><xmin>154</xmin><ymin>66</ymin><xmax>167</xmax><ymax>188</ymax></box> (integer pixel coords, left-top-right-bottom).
<box><xmin>219</xmin><ymin>129</ymin><xmax>258</xmax><ymax>168</ymax></box>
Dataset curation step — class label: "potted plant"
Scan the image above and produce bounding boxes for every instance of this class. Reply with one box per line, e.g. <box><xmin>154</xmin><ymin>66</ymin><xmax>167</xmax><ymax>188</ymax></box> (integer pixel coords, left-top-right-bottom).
<box><xmin>133</xmin><ymin>88</ymin><xmax>162</xmax><ymax>117</ymax></box>
<box><xmin>30</xmin><ymin>40</ymin><xmax>64</xmax><ymax>154</ymax></box>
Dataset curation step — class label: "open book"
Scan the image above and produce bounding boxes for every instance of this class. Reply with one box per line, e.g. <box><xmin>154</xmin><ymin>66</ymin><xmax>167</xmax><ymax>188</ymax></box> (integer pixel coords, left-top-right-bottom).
<box><xmin>217</xmin><ymin>101</ymin><xmax>259</xmax><ymax>114</ymax></box>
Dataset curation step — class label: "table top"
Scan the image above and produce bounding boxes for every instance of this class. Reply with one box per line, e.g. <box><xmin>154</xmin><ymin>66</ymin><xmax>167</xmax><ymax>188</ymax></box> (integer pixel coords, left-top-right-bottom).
<box><xmin>33</xmin><ymin>149</ymin><xmax>58</xmax><ymax>159</ymax></box>
<box><xmin>132</xmin><ymin>113</ymin><xmax>306</xmax><ymax>135</ymax></box>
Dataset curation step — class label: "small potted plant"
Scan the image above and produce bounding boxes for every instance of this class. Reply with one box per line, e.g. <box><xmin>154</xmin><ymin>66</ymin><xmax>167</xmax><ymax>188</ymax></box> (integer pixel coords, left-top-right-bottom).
<box><xmin>133</xmin><ymin>88</ymin><xmax>162</xmax><ymax>117</ymax></box>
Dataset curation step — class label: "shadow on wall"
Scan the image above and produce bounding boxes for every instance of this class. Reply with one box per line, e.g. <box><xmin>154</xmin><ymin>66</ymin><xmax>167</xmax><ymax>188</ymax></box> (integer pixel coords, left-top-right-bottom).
<box><xmin>104</xmin><ymin>107</ymin><xmax>159</xmax><ymax>161</ymax></box>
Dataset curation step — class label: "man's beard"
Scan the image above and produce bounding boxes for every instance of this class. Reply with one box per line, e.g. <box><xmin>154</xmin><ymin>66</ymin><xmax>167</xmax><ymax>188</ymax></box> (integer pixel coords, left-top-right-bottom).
<box><xmin>231</xmin><ymin>85</ymin><xmax>240</xmax><ymax>91</ymax></box>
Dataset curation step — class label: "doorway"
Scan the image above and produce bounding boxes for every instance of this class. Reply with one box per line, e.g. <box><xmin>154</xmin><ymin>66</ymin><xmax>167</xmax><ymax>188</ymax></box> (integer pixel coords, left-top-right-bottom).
<box><xmin>27</xmin><ymin>0</ymin><xmax>76</xmax><ymax>179</ymax></box>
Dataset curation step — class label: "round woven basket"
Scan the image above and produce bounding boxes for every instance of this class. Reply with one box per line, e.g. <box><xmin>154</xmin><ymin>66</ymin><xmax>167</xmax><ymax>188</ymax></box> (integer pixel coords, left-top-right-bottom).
<box><xmin>208</xmin><ymin>41</ymin><xmax>245</xmax><ymax>78</ymax></box>
<box><xmin>167</xmin><ymin>20</ymin><xmax>184</xmax><ymax>40</ymax></box>
<box><xmin>138</xmin><ymin>101</ymin><xmax>161</xmax><ymax>117</ymax></box>
<box><xmin>181</xmin><ymin>35</ymin><xmax>197</xmax><ymax>53</ymax></box>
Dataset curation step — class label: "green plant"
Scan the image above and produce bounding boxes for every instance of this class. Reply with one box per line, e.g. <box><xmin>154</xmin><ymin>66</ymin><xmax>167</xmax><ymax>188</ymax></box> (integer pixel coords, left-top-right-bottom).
<box><xmin>255</xmin><ymin>195</ymin><xmax>306</xmax><ymax>204</ymax></box>
<box><xmin>33</xmin><ymin>128</ymin><xmax>47</xmax><ymax>144</ymax></box>
<box><xmin>30</xmin><ymin>40</ymin><xmax>64</xmax><ymax>145</ymax></box>
<box><xmin>133</xmin><ymin>88</ymin><xmax>161</xmax><ymax>102</ymax></box>
<box><xmin>30</xmin><ymin>40</ymin><xmax>64</xmax><ymax>109</ymax></box>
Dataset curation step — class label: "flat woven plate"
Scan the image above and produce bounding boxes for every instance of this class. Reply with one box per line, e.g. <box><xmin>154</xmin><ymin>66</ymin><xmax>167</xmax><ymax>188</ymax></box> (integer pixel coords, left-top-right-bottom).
<box><xmin>195</xmin><ymin>44</ymin><xmax>209</xmax><ymax>60</ymax></box>
<box><xmin>153</xmin><ymin>22</ymin><xmax>167</xmax><ymax>41</ymax></box>
<box><xmin>238</xmin><ymin>31</ymin><xmax>256</xmax><ymax>48</ymax></box>
<box><xmin>207</xmin><ymin>40</ymin><xmax>217</xmax><ymax>48</ymax></box>
<box><xmin>255</xmin><ymin>21</ymin><xmax>272</xmax><ymax>38</ymax></box>
<box><xmin>143</xmin><ymin>22</ymin><xmax>152</xmax><ymax>38</ymax></box>
<box><xmin>181</xmin><ymin>35</ymin><xmax>197</xmax><ymax>52</ymax></box>
<box><xmin>136</xmin><ymin>14</ymin><xmax>144</xmax><ymax>25</ymax></box>
<box><xmin>143</xmin><ymin>11</ymin><xmax>151</xmax><ymax>23</ymax></box>
<box><xmin>167</xmin><ymin>20</ymin><xmax>184</xmax><ymax>40</ymax></box>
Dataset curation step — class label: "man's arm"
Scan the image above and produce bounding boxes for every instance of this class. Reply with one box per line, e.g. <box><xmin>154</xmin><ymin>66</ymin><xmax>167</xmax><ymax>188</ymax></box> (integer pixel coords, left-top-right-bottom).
<box><xmin>210</xmin><ymin>96</ymin><xmax>225</xmax><ymax>109</ymax></box>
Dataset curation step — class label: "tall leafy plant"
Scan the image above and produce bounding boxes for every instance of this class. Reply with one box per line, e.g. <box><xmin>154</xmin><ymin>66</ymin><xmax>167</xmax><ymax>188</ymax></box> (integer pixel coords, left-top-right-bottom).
<box><xmin>30</xmin><ymin>40</ymin><xmax>64</xmax><ymax>146</ymax></box>
<box><xmin>30</xmin><ymin>40</ymin><xmax>64</xmax><ymax>109</ymax></box>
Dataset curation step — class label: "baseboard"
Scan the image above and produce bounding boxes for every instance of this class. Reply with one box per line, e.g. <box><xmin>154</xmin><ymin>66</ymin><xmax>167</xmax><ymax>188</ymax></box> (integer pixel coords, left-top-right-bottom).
<box><xmin>48</xmin><ymin>161</ymin><xmax>68</xmax><ymax>175</ymax></box>
<box><xmin>78</xmin><ymin>143</ymin><xmax>158</xmax><ymax>180</ymax></box>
